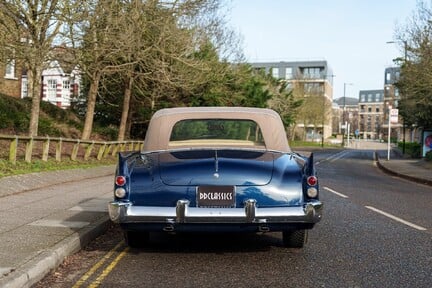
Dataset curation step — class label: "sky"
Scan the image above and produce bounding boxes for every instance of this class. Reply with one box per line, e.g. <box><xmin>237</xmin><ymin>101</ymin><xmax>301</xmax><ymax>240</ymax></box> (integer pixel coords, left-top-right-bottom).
<box><xmin>226</xmin><ymin>0</ymin><xmax>419</xmax><ymax>100</ymax></box>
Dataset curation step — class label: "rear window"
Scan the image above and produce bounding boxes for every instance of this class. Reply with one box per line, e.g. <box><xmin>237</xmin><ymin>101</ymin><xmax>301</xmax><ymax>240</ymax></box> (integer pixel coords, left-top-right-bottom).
<box><xmin>169</xmin><ymin>119</ymin><xmax>265</xmax><ymax>147</ymax></box>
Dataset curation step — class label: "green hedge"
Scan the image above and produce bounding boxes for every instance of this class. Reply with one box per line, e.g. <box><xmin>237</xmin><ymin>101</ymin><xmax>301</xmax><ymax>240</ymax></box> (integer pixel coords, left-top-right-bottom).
<box><xmin>398</xmin><ymin>141</ymin><xmax>421</xmax><ymax>158</ymax></box>
<box><xmin>426</xmin><ymin>151</ymin><xmax>432</xmax><ymax>161</ymax></box>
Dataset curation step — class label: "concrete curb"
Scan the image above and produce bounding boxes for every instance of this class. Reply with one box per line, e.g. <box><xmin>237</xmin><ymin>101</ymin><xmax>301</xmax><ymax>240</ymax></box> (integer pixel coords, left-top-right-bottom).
<box><xmin>0</xmin><ymin>216</ymin><xmax>111</xmax><ymax>288</ymax></box>
<box><xmin>374</xmin><ymin>152</ymin><xmax>432</xmax><ymax>187</ymax></box>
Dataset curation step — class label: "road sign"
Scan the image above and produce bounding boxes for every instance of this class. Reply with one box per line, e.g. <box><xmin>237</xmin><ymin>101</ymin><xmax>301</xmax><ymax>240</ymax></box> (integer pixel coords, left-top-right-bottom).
<box><xmin>355</xmin><ymin>129</ymin><xmax>359</xmax><ymax>136</ymax></box>
<box><xmin>390</xmin><ymin>109</ymin><xmax>398</xmax><ymax>124</ymax></box>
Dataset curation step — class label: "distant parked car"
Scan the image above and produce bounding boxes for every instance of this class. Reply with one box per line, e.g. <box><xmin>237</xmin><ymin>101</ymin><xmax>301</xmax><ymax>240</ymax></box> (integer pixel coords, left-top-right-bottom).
<box><xmin>108</xmin><ymin>107</ymin><xmax>323</xmax><ymax>248</ymax></box>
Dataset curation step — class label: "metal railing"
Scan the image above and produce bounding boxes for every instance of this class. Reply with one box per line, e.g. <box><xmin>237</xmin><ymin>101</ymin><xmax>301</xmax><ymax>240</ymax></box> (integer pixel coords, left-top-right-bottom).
<box><xmin>0</xmin><ymin>135</ymin><xmax>143</xmax><ymax>164</ymax></box>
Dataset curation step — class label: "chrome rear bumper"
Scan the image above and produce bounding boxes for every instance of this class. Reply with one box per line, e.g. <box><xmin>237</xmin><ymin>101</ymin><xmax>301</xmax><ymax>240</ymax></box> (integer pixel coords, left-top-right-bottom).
<box><xmin>108</xmin><ymin>199</ymin><xmax>323</xmax><ymax>225</ymax></box>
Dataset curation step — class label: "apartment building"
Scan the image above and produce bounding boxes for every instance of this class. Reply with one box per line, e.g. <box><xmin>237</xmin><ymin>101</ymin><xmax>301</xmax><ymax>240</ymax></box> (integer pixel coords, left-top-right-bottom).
<box><xmin>358</xmin><ymin>90</ymin><xmax>384</xmax><ymax>140</ymax></box>
<box><xmin>384</xmin><ymin>67</ymin><xmax>400</xmax><ymax>110</ymax></box>
<box><xmin>382</xmin><ymin>67</ymin><xmax>405</xmax><ymax>141</ymax></box>
<box><xmin>251</xmin><ymin>60</ymin><xmax>334</xmax><ymax>141</ymax></box>
<box><xmin>334</xmin><ymin>96</ymin><xmax>359</xmax><ymax>136</ymax></box>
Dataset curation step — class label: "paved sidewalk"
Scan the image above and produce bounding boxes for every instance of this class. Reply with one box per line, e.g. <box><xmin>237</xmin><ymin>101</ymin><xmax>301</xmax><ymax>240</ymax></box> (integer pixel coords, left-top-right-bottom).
<box><xmin>351</xmin><ymin>140</ymin><xmax>432</xmax><ymax>186</ymax></box>
<box><xmin>0</xmin><ymin>166</ymin><xmax>116</xmax><ymax>288</ymax></box>
<box><xmin>375</xmin><ymin>151</ymin><xmax>432</xmax><ymax>186</ymax></box>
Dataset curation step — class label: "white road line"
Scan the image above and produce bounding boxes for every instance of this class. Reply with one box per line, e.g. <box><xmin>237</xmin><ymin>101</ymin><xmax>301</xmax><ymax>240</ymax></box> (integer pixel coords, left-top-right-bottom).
<box><xmin>323</xmin><ymin>186</ymin><xmax>349</xmax><ymax>198</ymax></box>
<box><xmin>316</xmin><ymin>150</ymin><xmax>349</xmax><ymax>165</ymax></box>
<box><xmin>365</xmin><ymin>206</ymin><xmax>427</xmax><ymax>231</ymax></box>
<box><xmin>327</xmin><ymin>150</ymin><xmax>350</xmax><ymax>162</ymax></box>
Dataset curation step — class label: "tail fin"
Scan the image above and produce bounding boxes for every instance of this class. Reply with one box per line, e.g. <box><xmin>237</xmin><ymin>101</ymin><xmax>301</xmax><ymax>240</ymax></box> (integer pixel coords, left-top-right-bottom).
<box><xmin>306</xmin><ymin>153</ymin><xmax>314</xmax><ymax>175</ymax></box>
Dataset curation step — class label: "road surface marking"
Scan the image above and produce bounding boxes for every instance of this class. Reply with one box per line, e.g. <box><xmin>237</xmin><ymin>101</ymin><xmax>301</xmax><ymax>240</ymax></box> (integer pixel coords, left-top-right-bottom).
<box><xmin>317</xmin><ymin>150</ymin><xmax>351</xmax><ymax>165</ymax></box>
<box><xmin>365</xmin><ymin>206</ymin><xmax>427</xmax><ymax>231</ymax></box>
<box><xmin>89</xmin><ymin>246</ymin><xmax>130</xmax><ymax>287</ymax></box>
<box><xmin>72</xmin><ymin>241</ymin><xmax>124</xmax><ymax>288</ymax></box>
<box><xmin>327</xmin><ymin>150</ymin><xmax>350</xmax><ymax>162</ymax></box>
<box><xmin>323</xmin><ymin>187</ymin><xmax>349</xmax><ymax>198</ymax></box>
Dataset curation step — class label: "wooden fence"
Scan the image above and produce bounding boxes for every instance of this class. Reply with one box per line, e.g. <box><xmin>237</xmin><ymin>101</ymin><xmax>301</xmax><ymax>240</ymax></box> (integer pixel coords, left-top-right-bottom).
<box><xmin>0</xmin><ymin>135</ymin><xmax>143</xmax><ymax>164</ymax></box>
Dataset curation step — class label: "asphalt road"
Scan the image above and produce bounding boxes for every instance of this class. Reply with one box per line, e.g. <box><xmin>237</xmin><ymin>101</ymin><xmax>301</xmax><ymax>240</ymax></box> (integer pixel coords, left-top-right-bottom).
<box><xmin>35</xmin><ymin>149</ymin><xmax>432</xmax><ymax>288</ymax></box>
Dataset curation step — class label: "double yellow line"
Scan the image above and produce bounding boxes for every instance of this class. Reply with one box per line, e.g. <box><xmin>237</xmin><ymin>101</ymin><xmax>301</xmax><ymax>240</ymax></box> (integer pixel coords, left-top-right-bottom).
<box><xmin>72</xmin><ymin>241</ymin><xmax>129</xmax><ymax>288</ymax></box>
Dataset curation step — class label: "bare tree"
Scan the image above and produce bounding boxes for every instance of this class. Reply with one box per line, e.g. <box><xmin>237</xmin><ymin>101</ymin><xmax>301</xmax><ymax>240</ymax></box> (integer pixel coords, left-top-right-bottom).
<box><xmin>65</xmin><ymin>0</ymin><xmax>237</xmax><ymax>140</ymax></box>
<box><xmin>114</xmin><ymin>0</ymin><xmax>240</xmax><ymax>140</ymax></box>
<box><xmin>395</xmin><ymin>1</ymin><xmax>432</xmax><ymax>129</ymax></box>
<box><xmin>0</xmin><ymin>0</ymin><xmax>67</xmax><ymax>136</ymax></box>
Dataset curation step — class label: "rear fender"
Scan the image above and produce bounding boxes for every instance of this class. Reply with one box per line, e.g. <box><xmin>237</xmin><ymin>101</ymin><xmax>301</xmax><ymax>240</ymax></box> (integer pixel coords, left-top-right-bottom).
<box><xmin>115</xmin><ymin>151</ymin><xmax>143</xmax><ymax>199</ymax></box>
<box><xmin>303</xmin><ymin>152</ymin><xmax>319</xmax><ymax>200</ymax></box>
<box><xmin>117</xmin><ymin>151</ymin><xmax>140</xmax><ymax>175</ymax></box>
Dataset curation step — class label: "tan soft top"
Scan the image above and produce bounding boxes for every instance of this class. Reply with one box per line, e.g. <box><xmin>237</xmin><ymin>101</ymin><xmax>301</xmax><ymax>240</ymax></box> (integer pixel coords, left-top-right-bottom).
<box><xmin>143</xmin><ymin>107</ymin><xmax>291</xmax><ymax>152</ymax></box>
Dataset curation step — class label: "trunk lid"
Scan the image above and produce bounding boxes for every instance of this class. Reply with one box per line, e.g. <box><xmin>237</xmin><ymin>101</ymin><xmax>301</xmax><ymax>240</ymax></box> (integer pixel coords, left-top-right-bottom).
<box><xmin>158</xmin><ymin>149</ymin><xmax>274</xmax><ymax>186</ymax></box>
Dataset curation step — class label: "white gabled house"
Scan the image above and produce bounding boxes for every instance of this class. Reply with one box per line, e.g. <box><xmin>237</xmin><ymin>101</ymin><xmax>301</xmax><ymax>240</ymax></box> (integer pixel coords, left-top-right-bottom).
<box><xmin>21</xmin><ymin>60</ymin><xmax>81</xmax><ymax>109</ymax></box>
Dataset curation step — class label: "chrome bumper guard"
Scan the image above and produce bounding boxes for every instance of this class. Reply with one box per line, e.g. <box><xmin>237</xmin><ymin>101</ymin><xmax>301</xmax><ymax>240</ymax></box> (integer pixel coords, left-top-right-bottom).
<box><xmin>108</xmin><ymin>199</ymin><xmax>323</xmax><ymax>225</ymax></box>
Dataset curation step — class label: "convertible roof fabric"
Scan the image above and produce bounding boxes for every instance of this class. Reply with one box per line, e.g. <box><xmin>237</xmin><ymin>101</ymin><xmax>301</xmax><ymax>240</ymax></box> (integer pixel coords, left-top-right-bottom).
<box><xmin>143</xmin><ymin>107</ymin><xmax>291</xmax><ymax>152</ymax></box>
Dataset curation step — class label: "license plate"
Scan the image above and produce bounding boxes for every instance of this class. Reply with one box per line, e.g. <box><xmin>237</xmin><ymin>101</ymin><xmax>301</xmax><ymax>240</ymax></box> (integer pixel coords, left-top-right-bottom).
<box><xmin>197</xmin><ymin>186</ymin><xmax>235</xmax><ymax>207</ymax></box>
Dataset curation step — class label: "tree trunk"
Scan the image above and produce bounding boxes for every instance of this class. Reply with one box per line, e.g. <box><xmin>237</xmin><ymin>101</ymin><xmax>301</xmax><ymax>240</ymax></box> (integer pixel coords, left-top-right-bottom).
<box><xmin>28</xmin><ymin>67</ymin><xmax>42</xmax><ymax>137</ymax></box>
<box><xmin>118</xmin><ymin>75</ymin><xmax>133</xmax><ymax>141</ymax></box>
<box><xmin>81</xmin><ymin>72</ymin><xmax>101</xmax><ymax>140</ymax></box>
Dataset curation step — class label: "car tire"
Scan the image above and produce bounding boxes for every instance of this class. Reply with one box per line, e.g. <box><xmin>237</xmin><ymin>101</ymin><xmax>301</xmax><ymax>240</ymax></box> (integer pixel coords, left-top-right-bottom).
<box><xmin>124</xmin><ymin>231</ymin><xmax>149</xmax><ymax>248</ymax></box>
<box><xmin>282</xmin><ymin>230</ymin><xmax>308</xmax><ymax>248</ymax></box>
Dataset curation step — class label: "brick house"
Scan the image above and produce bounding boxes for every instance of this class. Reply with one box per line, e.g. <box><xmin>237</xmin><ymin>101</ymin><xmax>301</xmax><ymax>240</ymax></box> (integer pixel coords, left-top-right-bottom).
<box><xmin>0</xmin><ymin>58</ymin><xmax>22</xmax><ymax>98</ymax></box>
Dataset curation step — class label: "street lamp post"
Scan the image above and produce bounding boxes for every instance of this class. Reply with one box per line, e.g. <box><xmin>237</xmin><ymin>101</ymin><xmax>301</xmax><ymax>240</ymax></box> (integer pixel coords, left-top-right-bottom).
<box><xmin>342</xmin><ymin>82</ymin><xmax>353</xmax><ymax>146</ymax></box>
<box><xmin>386</xmin><ymin>40</ymin><xmax>408</xmax><ymax>154</ymax></box>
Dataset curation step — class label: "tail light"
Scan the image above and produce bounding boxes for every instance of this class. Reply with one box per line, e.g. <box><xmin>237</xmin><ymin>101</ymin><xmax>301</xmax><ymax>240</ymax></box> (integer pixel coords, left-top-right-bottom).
<box><xmin>307</xmin><ymin>176</ymin><xmax>317</xmax><ymax>186</ymax></box>
<box><xmin>115</xmin><ymin>176</ymin><xmax>127</xmax><ymax>198</ymax></box>
<box><xmin>116</xmin><ymin>176</ymin><xmax>126</xmax><ymax>186</ymax></box>
<box><xmin>306</xmin><ymin>176</ymin><xmax>318</xmax><ymax>198</ymax></box>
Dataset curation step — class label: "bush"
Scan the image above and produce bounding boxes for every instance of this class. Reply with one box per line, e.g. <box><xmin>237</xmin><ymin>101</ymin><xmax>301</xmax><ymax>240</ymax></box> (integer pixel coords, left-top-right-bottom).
<box><xmin>38</xmin><ymin>117</ymin><xmax>62</xmax><ymax>136</ymax></box>
<box><xmin>399</xmin><ymin>141</ymin><xmax>421</xmax><ymax>158</ymax></box>
<box><xmin>93</xmin><ymin>126</ymin><xmax>118</xmax><ymax>141</ymax></box>
<box><xmin>425</xmin><ymin>151</ymin><xmax>432</xmax><ymax>161</ymax></box>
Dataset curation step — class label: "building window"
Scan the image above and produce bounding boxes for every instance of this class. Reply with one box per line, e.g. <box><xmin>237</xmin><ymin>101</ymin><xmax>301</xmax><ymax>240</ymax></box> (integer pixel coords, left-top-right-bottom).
<box><xmin>47</xmin><ymin>79</ymin><xmax>57</xmax><ymax>100</ymax></box>
<box><xmin>375</xmin><ymin>93</ymin><xmax>381</xmax><ymax>100</ymax></box>
<box><xmin>395</xmin><ymin>71</ymin><xmax>400</xmax><ymax>80</ymax></box>
<box><xmin>368</xmin><ymin>94</ymin><xmax>372</xmax><ymax>102</ymax></box>
<box><xmin>302</xmin><ymin>67</ymin><xmax>321</xmax><ymax>79</ymax></box>
<box><xmin>386</xmin><ymin>72</ymin><xmax>391</xmax><ymax>81</ymax></box>
<box><xmin>285</xmin><ymin>67</ymin><xmax>293</xmax><ymax>79</ymax></box>
<box><xmin>63</xmin><ymin>80</ymin><xmax>70</xmax><ymax>90</ymax></box>
<box><xmin>5</xmin><ymin>59</ymin><xmax>15</xmax><ymax>79</ymax></box>
<box><xmin>376</xmin><ymin>107</ymin><xmax>380</xmax><ymax>113</ymax></box>
<box><xmin>360</xmin><ymin>94</ymin><xmax>366</xmax><ymax>102</ymax></box>
<box><xmin>304</xmin><ymin>82</ymin><xmax>324</xmax><ymax>95</ymax></box>
<box><xmin>22</xmin><ymin>81</ymin><xmax>28</xmax><ymax>98</ymax></box>
<box><xmin>271</xmin><ymin>67</ymin><xmax>279</xmax><ymax>79</ymax></box>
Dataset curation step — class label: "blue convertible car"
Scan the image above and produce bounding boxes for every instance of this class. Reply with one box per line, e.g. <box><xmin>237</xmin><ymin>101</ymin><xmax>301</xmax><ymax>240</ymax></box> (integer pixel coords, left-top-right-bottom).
<box><xmin>108</xmin><ymin>107</ymin><xmax>323</xmax><ymax>248</ymax></box>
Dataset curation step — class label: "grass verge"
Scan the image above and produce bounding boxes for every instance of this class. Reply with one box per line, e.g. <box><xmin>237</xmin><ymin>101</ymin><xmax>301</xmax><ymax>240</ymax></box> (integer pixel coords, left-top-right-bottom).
<box><xmin>0</xmin><ymin>158</ymin><xmax>116</xmax><ymax>178</ymax></box>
